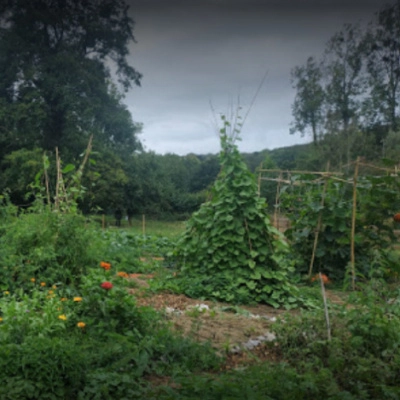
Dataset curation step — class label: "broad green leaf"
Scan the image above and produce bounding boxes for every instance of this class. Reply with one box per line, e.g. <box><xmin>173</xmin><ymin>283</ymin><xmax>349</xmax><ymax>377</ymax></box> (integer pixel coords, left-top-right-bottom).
<box><xmin>62</xmin><ymin>164</ymin><xmax>75</xmax><ymax>173</ymax></box>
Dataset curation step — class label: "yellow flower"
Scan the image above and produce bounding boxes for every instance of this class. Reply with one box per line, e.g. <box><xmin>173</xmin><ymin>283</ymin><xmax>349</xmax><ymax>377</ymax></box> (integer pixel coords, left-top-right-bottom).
<box><xmin>0</xmin><ymin>317</ymin><xmax>3</xmax><ymax>322</ymax></box>
<box><xmin>48</xmin><ymin>290</ymin><xmax>54</xmax><ymax>295</ymax></box>
<box><xmin>52</xmin><ymin>285</ymin><xmax>57</xmax><ymax>289</ymax></box>
<box><xmin>4</xmin><ymin>291</ymin><xmax>9</xmax><ymax>295</ymax></box>
<box><xmin>58</xmin><ymin>314</ymin><xmax>67</xmax><ymax>321</ymax></box>
<box><xmin>30</xmin><ymin>278</ymin><xmax>35</xmax><ymax>283</ymax></box>
<box><xmin>60</xmin><ymin>298</ymin><xmax>67</xmax><ymax>302</ymax></box>
<box><xmin>40</xmin><ymin>282</ymin><xmax>46</xmax><ymax>287</ymax></box>
<box><xmin>77</xmin><ymin>322</ymin><xmax>86</xmax><ymax>328</ymax></box>
<box><xmin>73</xmin><ymin>297</ymin><xmax>82</xmax><ymax>302</ymax></box>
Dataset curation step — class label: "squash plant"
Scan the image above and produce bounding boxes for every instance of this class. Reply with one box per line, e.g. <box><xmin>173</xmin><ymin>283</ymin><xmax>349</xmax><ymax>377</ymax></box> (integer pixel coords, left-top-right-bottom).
<box><xmin>173</xmin><ymin>117</ymin><xmax>298</xmax><ymax>308</ymax></box>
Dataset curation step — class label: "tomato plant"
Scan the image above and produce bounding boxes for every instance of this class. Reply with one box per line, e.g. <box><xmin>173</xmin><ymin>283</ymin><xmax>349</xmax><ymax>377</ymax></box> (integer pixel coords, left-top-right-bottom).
<box><xmin>280</xmin><ymin>172</ymin><xmax>400</xmax><ymax>282</ymax></box>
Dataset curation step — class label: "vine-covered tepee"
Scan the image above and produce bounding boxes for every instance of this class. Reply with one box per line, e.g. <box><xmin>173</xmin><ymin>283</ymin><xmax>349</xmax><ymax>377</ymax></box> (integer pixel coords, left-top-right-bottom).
<box><xmin>174</xmin><ymin>115</ymin><xmax>298</xmax><ymax>307</ymax></box>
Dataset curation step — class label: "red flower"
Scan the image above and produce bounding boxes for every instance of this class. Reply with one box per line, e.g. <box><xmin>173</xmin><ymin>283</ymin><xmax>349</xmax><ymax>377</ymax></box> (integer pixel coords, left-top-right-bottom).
<box><xmin>393</xmin><ymin>213</ymin><xmax>400</xmax><ymax>223</ymax></box>
<box><xmin>100</xmin><ymin>281</ymin><xmax>113</xmax><ymax>290</ymax></box>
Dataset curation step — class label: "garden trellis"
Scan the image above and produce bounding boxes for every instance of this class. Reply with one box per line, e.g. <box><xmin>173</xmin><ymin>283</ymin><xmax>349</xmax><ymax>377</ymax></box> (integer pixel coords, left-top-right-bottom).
<box><xmin>257</xmin><ymin>159</ymin><xmax>400</xmax><ymax>288</ymax></box>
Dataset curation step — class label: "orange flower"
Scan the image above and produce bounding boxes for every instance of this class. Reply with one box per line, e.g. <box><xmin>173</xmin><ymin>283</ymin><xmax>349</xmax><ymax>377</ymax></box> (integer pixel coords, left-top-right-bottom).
<box><xmin>311</xmin><ymin>274</ymin><xmax>330</xmax><ymax>284</ymax></box>
<box><xmin>394</xmin><ymin>213</ymin><xmax>400</xmax><ymax>223</ymax></box>
<box><xmin>40</xmin><ymin>282</ymin><xmax>46</xmax><ymax>287</ymax></box>
<box><xmin>60</xmin><ymin>297</ymin><xmax>67</xmax><ymax>302</ymax></box>
<box><xmin>73</xmin><ymin>297</ymin><xmax>83</xmax><ymax>302</ymax></box>
<box><xmin>117</xmin><ymin>271</ymin><xmax>129</xmax><ymax>278</ymax></box>
<box><xmin>30</xmin><ymin>278</ymin><xmax>36</xmax><ymax>283</ymax></box>
<box><xmin>77</xmin><ymin>322</ymin><xmax>86</xmax><ymax>328</ymax></box>
<box><xmin>100</xmin><ymin>261</ymin><xmax>111</xmax><ymax>270</ymax></box>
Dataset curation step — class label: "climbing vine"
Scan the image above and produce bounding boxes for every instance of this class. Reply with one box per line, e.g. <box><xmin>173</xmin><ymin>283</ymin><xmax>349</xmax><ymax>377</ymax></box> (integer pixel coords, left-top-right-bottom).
<box><xmin>174</xmin><ymin>116</ymin><xmax>298</xmax><ymax>308</ymax></box>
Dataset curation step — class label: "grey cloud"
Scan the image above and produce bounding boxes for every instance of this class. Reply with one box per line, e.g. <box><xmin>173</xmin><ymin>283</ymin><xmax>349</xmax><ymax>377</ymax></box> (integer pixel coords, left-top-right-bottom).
<box><xmin>125</xmin><ymin>0</ymin><xmax>388</xmax><ymax>155</ymax></box>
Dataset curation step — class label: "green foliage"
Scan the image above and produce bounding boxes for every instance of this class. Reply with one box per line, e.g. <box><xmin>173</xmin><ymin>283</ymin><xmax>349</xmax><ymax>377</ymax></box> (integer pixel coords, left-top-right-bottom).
<box><xmin>290</xmin><ymin>56</ymin><xmax>325</xmax><ymax>144</ymax></box>
<box><xmin>0</xmin><ymin>208</ymin><xmax>99</xmax><ymax>290</ymax></box>
<box><xmin>0</xmin><ymin>336</ymin><xmax>89</xmax><ymax>400</ymax></box>
<box><xmin>281</xmin><ymin>173</ymin><xmax>400</xmax><ymax>281</ymax></box>
<box><xmin>0</xmin><ymin>262</ymin><xmax>222</xmax><ymax>399</ymax></box>
<box><xmin>151</xmin><ymin>282</ymin><xmax>400</xmax><ymax>399</ymax></box>
<box><xmin>0</xmin><ymin>0</ymin><xmax>142</xmax><ymax>156</ymax></box>
<box><xmin>272</xmin><ymin>280</ymin><xmax>400</xmax><ymax>399</ymax></box>
<box><xmin>174</xmin><ymin>116</ymin><xmax>298</xmax><ymax>307</ymax></box>
<box><xmin>69</xmin><ymin>269</ymin><xmax>155</xmax><ymax>338</ymax></box>
<box><xmin>0</xmin><ymin>148</ymin><xmax>44</xmax><ymax>205</ymax></box>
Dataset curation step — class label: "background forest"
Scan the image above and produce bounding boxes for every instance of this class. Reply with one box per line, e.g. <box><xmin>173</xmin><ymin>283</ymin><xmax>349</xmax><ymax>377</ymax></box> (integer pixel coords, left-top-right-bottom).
<box><xmin>0</xmin><ymin>0</ymin><xmax>400</xmax><ymax>219</ymax></box>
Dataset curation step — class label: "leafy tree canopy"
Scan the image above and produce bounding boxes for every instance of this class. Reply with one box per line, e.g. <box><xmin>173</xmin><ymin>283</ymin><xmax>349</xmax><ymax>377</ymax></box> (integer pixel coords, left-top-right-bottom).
<box><xmin>0</xmin><ymin>0</ymin><xmax>142</xmax><ymax>160</ymax></box>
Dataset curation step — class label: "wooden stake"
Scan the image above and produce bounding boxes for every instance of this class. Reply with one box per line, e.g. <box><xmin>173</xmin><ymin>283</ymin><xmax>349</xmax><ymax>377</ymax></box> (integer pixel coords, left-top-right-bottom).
<box><xmin>350</xmin><ymin>157</ymin><xmax>360</xmax><ymax>290</ymax></box>
<box><xmin>308</xmin><ymin>162</ymin><xmax>330</xmax><ymax>278</ymax></box>
<box><xmin>102</xmin><ymin>214</ymin><xmax>105</xmax><ymax>230</ymax></box>
<box><xmin>142</xmin><ymin>214</ymin><xmax>146</xmax><ymax>236</ymax></box>
<box><xmin>320</xmin><ymin>272</ymin><xmax>331</xmax><ymax>341</ymax></box>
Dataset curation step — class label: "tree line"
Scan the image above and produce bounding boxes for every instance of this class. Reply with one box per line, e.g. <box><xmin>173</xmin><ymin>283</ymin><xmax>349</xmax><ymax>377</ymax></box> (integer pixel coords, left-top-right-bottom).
<box><xmin>0</xmin><ymin>0</ymin><xmax>398</xmax><ymax>219</ymax></box>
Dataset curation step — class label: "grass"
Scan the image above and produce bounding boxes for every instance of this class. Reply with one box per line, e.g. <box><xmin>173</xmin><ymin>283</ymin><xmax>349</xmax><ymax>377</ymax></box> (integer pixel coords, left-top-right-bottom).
<box><xmin>90</xmin><ymin>215</ymin><xmax>187</xmax><ymax>240</ymax></box>
<box><xmin>127</xmin><ymin>218</ymin><xmax>187</xmax><ymax>239</ymax></box>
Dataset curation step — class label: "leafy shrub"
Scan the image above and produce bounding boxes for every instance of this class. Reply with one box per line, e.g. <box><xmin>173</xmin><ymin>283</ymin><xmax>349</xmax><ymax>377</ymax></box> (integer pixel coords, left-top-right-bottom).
<box><xmin>272</xmin><ymin>281</ymin><xmax>400</xmax><ymax>399</ymax></box>
<box><xmin>68</xmin><ymin>269</ymin><xmax>156</xmax><ymax>338</ymax></box>
<box><xmin>0</xmin><ymin>209</ymin><xmax>100</xmax><ymax>291</ymax></box>
<box><xmin>0</xmin><ymin>336</ymin><xmax>88</xmax><ymax>400</ymax></box>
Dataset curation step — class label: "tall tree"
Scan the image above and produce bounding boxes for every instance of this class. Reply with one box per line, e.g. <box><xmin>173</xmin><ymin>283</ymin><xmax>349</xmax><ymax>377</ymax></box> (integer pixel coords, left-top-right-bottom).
<box><xmin>323</xmin><ymin>24</ymin><xmax>364</xmax><ymax>133</ymax></box>
<box><xmin>322</xmin><ymin>23</ymin><xmax>365</xmax><ymax>167</ymax></box>
<box><xmin>290</xmin><ymin>56</ymin><xmax>325</xmax><ymax>145</ymax></box>
<box><xmin>364</xmin><ymin>1</ymin><xmax>400</xmax><ymax>131</ymax></box>
<box><xmin>0</xmin><ymin>0</ymin><xmax>142</xmax><ymax>160</ymax></box>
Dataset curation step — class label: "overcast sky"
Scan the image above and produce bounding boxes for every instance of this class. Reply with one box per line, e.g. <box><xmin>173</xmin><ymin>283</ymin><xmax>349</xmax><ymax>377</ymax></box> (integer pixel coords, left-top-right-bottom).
<box><xmin>124</xmin><ymin>0</ymin><xmax>389</xmax><ymax>155</ymax></box>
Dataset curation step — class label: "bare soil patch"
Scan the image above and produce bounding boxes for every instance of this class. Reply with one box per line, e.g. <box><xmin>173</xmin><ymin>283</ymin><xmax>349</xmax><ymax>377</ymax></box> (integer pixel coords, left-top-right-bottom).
<box><xmin>127</xmin><ymin>275</ymin><xmax>345</xmax><ymax>368</ymax></box>
<box><xmin>128</xmin><ymin>280</ymin><xmax>286</xmax><ymax>355</ymax></box>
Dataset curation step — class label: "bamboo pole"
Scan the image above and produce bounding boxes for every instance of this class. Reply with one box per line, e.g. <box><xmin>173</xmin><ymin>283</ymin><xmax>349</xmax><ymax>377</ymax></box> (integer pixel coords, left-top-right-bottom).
<box><xmin>257</xmin><ymin>168</ymin><xmax>343</xmax><ymax>176</ymax></box>
<box><xmin>55</xmin><ymin>147</ymin><xmax>60</xmax><ymax>211</ymax></box>
<box><xmin>308</xmin><ymin>162</ymin><xmax>330</xmax><ymax>278</ymax></box>
<box><xmin>142</xmin><ymin>214</ymin><xmax>146</xmax><ymax>236</ymax></box>
<box><xmin>273</xmin><ymin>172</ymin><xmax>282</xmax><ymax>231</ymax></box>
<box><xmin>320</xmin><ymin>272</ymin><xmax>331</xmax><ymax>341</ymax></box>
<box><xmin>350</xmin><ymin>157</ymin><xmax>360</xmax><ymax>290</ymax></box>
<box><xmin>43</xmin><ymin>155</ymin><xmax>51</xmax><ymax>208</ymax></box>
<box><xmin>102</xmin><ymin>214</ymin><xmax>105</xmax><ymax>230</ymax></box>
